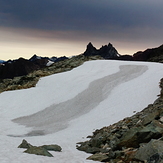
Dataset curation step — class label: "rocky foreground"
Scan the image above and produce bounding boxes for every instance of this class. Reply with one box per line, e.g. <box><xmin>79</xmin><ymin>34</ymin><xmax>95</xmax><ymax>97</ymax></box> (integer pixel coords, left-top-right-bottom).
<box><xmin>76</xmin><ymin>78</ymin><xmax>163</xmax><ymax>162</ymax></box>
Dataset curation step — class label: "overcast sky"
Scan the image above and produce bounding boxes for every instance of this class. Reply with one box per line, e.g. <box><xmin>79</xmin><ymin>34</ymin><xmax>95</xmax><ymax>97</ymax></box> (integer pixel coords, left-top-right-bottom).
<box><xmin>0</xmin><ymin>0</ymin><xmax>163</xmax><ymax>60</ymax></box>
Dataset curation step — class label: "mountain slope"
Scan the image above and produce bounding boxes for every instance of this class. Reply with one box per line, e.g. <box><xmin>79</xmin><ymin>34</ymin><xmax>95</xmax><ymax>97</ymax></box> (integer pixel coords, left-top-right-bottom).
<box><xmin>133</xmin><ymin>44</ymin><xmax>163</xmax><ymax>62</ymax></box>
<box><xmin>0</xmin><ymin>60</ymin><xmax>163</xmax><ymax>162</ymax></box>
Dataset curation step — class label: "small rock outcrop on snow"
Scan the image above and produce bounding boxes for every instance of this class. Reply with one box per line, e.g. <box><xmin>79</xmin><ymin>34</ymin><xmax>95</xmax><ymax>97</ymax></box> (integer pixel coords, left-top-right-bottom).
<box><xmin>18</xmin><ymin>139</ymin><xmax>62</xmax><ymax>157</ymax></box>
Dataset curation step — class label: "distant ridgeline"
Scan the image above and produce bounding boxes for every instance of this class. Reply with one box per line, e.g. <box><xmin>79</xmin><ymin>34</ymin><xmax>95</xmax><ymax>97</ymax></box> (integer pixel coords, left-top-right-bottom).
<box><xmin>0</xmin><ymin>42</ymin><xmax>163</xmax><ymax>92</ymax></box>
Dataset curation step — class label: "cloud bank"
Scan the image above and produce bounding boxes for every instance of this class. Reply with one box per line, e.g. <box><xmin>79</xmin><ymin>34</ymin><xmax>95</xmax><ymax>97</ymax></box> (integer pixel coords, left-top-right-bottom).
<box><xmin>0</xmin><ymin>0</ymin><xmax>163</xmax><ymax>59</ymax></box>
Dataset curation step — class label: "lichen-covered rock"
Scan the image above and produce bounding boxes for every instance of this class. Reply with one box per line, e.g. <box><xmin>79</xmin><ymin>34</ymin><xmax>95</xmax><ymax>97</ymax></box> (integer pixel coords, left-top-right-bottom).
<box><xmin>24</xmin><ymin>146</ymin><xmax>54</xmax><ymax>157</ymax></box>
<box><xmin>18</xmin><ymin>140</ymin><xmax>62</xmax><ymax>157</ymax></box>
<box><xmin>41</xmin><ymin>144</ymin><xmax>62</xmax><ymax>152</ymax></box>
<box><xmin>18</xmin><ymin>139</ymin><xmax>32</xmax><ymax>149</ymax></box>
<box><xmin>134</xmin><ymin>139</ymin><xmax>163</xmax><ymax>162</ymax></box>
<box><xmin>141</xmin><ymin>110</ymin><xmax>160</xmax><ymax>126</ymax></box>
<box><xmin>87</xmin><ymin>153</ymin><xmax>110</xmax><ymax>162</ymax></box>
<box><xmin>117</xmin><ymin>127</ymin><xmax>143</xmax><ymax>148</ymax></box>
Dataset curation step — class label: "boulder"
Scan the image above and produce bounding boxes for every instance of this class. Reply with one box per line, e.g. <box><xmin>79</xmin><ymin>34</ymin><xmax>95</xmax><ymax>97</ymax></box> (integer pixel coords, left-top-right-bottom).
<box><xmin>141</xmin><ymin>110</ymin><xmax>160</xmax><ymax>126</ymax></box>
<box><xmin>87</xmin><ymin>153</ymin><xmax>110</xmax><ymax>162</ymax></box>
<box><xmin>134</xmin><ymin>139</ymin><xmax>163</xmax><ymax>162</ymax></box>
<box><xmin>18</xmin><ymin>139</ymin><xmax>62</xmax><ymax>157</ymax></box>
<box><xmin>41</xmin><ymin>144</ymin><xmax>62</xmax><ymax>152</ymax></box>
<box><xmin>118</xmin><ymin>120</ymin><xmax>163</xmax><ymax>148</ymax></box>
<box><xmin>117</xmin><ymin>127</ymin><xmax>143</xmax><ymax>148</ymax></box>
<box><xmin>77</xmin><ymin>142</ymin><xmax>101</xmax><ymax>154</ymax></box>
<box><xmin>24</xmin><ymin>146</ymin><xmax>53</xmax><ymax>157</ymax></box>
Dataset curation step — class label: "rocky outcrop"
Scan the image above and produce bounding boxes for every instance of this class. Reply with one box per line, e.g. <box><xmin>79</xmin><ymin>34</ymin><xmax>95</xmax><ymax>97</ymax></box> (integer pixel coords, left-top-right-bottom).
<box><xmin>83</xmin><ymin>43</ymin><xmax>163</xmax><ymax>62</ymax></box>
<box><xmin>83</xmin><ymin>42</ymin><xmax>98</xmax><ymax>56</ymax></box>
<box><xmin>0</xmin><ymin>55</ymin><xmax>103</xmax><ymax>93</ymax></box>
<box><xmin>0</xmin><ymin>55</ymin><xmax>69</xmax><ymax>80</ymax></box>
<box><xmin>29</xmin><ymin>54</ymin><xmax>68</xmax><ymax>67</ymax></box>
<box><xmin>133</xmin><ymin>44</ymin><xmax>163</xmax><ymax>62</ymax></box>
<box><xmin>18</xmin><ymin>139</ymin><xmax>62</xmax><ymax>157</ymax></box>
<box><xmin>1</xmin><ymin>43</ymin><xmax>163</xmax><ymax>81</ymax></box>
<box><xmin>134</xmin><ymin>139</ymin><xmax>163</xmax><ymax>162</ymax></box>
<box><xmin>77</xmin><ymin>78</ymin><xmax>163</xmax><ymax>162</ymax></box>
<box><xmin>83</xmin><ymin>42</ymin><xmax>120</xmax><ymax>59</ymax></box>
<box><xmin>0</xmin><ymin>58</ymin><xmax>40</xmax><ymax>79</ymax></box>
<box><xmin>24</xmin><ymin>146</ymin><xmax>54</xmax><ymax>157</ymax></box>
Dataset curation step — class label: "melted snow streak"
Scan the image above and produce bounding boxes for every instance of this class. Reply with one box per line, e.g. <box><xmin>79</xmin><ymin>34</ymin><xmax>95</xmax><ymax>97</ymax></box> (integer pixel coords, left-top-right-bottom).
<box><xmin>13</xmin><ymin>65</ymin><xmax>148</xmax><ymax>136</ymax></box>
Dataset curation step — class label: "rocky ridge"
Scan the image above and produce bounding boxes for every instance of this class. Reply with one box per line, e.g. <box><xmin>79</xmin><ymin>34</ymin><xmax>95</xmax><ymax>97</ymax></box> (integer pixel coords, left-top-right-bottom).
<box><xmin>0</xmin><ymin>55</ymin><xmax>68</xmax><ymax>79</ymax></box>
<box><xmin>0</xmin><ymin>55</ymin><xmax>102</xmax><ymax>93</ymax></box>
<box><xmin>133</xmin><ymin>44</ymin><xmax>163</xmax><ymax>62</ymax></box>
<box><xmin>1</xmin><ymin>43</ymin><xmax>163</xmax><ymax>82</ymax></box>
<box><xmin>83</xmin><ymin>42</ymin><xmax>120</xmax><ymax>59</ymax></box>
<box><xmin>0</xmin><ymin>42</ymin><xmax>119</xmax><ymax>80</ymax></box>
<box><xmin>76</xmin><ymin>78</ymin><xmax>163</xmax><ymax>162</ymax></box>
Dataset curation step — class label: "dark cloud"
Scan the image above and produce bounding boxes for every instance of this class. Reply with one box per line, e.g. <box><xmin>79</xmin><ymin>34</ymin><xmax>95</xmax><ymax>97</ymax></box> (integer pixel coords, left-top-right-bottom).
<box><xmin>1</xmin><ymin>0</ymin><xmax>163</xmax><ymax>31</ymax></box>
<box><xmin>0</xmin><ymin>0</ymin><xmax>163</xmax><ymax>55</ymax></box>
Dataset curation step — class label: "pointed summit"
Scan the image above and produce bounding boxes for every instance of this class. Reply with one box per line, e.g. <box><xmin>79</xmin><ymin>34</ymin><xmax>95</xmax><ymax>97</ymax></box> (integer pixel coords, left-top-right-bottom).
<box><xmin>83</xmin><ymin>42</ymin><xmax>98</xmax><ymax>56</ymax></box>
<box><xmin>99</xmin><ymin>43</ymin><xmax>119</xmax><ymax>59</ymax></box>
<box><xmin>83</xmin><ymin>42</ymin><xmax>119</xmax><ymax>59</ymax></box>
<box><xmin>29</xmin><ymin>54</ymin><xmax>42</xmax><ymax>62</ymax></box>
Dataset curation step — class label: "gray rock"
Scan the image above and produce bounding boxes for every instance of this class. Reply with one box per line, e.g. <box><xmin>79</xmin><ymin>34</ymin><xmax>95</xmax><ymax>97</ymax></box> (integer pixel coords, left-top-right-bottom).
<box><xmin>77</xmin><ymin>144</ymin><xmax>101</xmax><ymax>154</ymax></box>
<box><xmin>41</xmin><ymin>144</ymin><xmax>62</xmax><ymax>152</ymax></box>
<box><xmin>18</xmin><ymin>139</ymin><xmax>32</xmax><ymax>149</ymax></box>
<box><xmin>87</xmin><ymin>153</ymin><xmax>110</xmax><ymax>162</ymax></box>
<box><xmin>141</xmin><ymin>110</ymin><xmax>160</xmax><ymax>126</ymax></box>
<box><xmin>24</xmin><ymin>146</ymin><xmax>53</xmax><ymax>157</ymax></box>
<box><xmin>118</xmin><ymin>120</ymin><xmax>163</xmax><ymax>148</ymax></box>
<box><xmin>18</xmin><ymin>139</ymin><xmax>62</xmax><ymax>157</ymax></box>
<box><xmin>117</xmin><ymin>127</ymin><xmax>143</xmax><ymax>148</ymax></box>
<box><xmin>134</xmin><ymin>139</ymin><xmax>163</xmax><ymax>162</ymax></box>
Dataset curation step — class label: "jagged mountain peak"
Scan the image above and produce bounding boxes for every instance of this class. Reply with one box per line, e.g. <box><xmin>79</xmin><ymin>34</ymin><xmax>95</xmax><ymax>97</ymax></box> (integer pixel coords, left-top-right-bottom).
<box><xmin>84</xmin><ymin>42</ymin><xmax>97</xmax><ymax>56</ymax></box>
<box><xmin>29</xmin><ymin>54</ymin><xmax>42</xmax><ymax>62</ymax></box>
<box><xmin>83</xmin><ymin>42</ymin><xmax>119</xmax><ymax>59</ymax></box>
